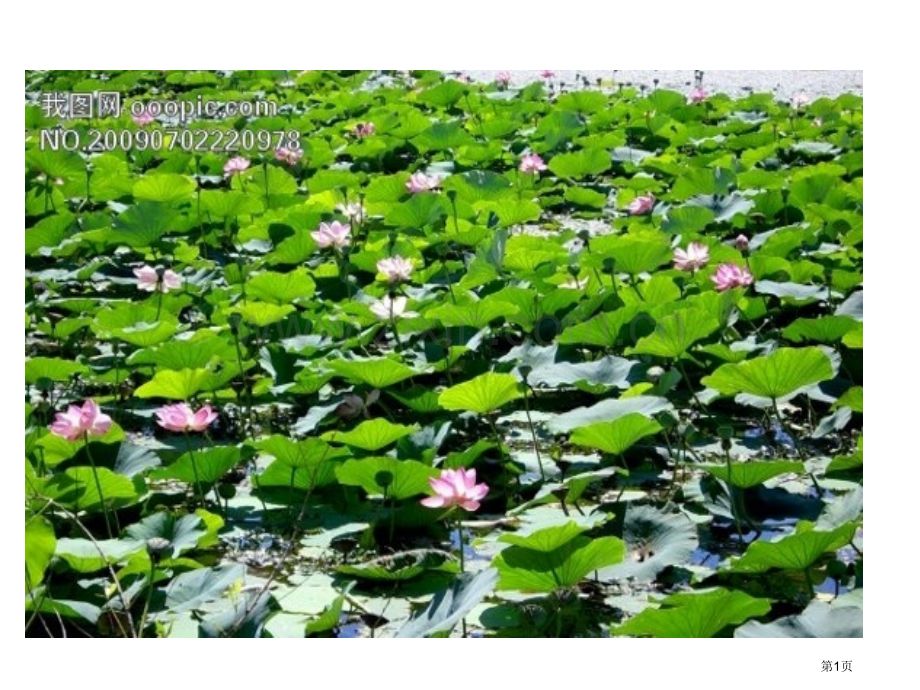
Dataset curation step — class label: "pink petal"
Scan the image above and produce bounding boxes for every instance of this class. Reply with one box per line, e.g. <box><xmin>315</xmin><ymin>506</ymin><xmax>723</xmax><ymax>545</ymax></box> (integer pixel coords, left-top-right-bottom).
<box><xmin>50</xmin><ymin>415</ymin><xmax>81</xmax><ymax>441</ymax></box>
<box><xmin>429</xmin><ymin>477</ymin><xmax>455</xmax><ymax>498</ymax></box>
<box><xmin>450</xmin><ymin>470</ymin><xmax>468</xmax><ymax>497</ymax></box>
<box><xmin>468</xmin><ymin>484</ymin><xmax>490</xmax><ymax>502</ymax></box>
<box><xmin>134</xmin><ymin>266</ymin><xmax>158</xmax><ymax>290</ymax></box>
<box><xmin>421</xmin><ymin>496</ymin><xmax>446</xmax><ymax>508</ymax></box>
<box><xmin>90</xmin><ymin>411</ymin><xmax>112</xmax><ymax>436</ymax></box>
<box><xmin>162</xmin><ymin>270</ymin><xmax>182</xmax><ymax>289</ymax></box>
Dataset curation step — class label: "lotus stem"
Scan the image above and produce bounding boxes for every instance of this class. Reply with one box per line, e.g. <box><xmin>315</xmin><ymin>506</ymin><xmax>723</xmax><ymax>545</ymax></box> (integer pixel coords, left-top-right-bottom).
<box><xmin>183</xmin><ymin>432</ymin><xmax>205</xmax><ymax>506</ymax></box>
<box><xmin>83</xmin><ymin>434</ymin><xmax>114</xmax><ymax>539</ymax></box>
<box><xmin>521</xmin><ymin>386</ymin><xmax>546</xmax><ymax>481</ymax></box>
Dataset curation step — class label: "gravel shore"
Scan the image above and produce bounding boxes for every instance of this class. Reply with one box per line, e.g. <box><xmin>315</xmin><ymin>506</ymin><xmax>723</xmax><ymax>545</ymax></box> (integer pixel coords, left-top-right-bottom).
<box><xmin>459</xmin><ymin>70</ymin><xmax>863</xmax><ymax>101</ymax></box>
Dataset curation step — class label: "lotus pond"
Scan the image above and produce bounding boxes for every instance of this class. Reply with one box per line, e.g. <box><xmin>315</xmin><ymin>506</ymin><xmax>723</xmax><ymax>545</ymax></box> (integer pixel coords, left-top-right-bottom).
<box><xmin>24</xmin><ymin>70</ymin><xmax>863</xmax><ymax>638</ymax></box>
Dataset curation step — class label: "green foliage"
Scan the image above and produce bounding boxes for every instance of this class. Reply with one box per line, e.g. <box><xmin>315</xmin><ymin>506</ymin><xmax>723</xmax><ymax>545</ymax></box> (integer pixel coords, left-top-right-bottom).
<box><xmin>24</xmin><ymin>70</ymin><xmax>864</xmax><ymax>638</ymax></box>
<box><xmin>701</xmin><ymin>347</ymin><xmax>835</xmax><ymax>399</ymax></box>
<box><xmin>614</xmin><ymin>588</ymin><xmax>771</xmax><ymax>638</ymax></box>
<box><xmin>438</xmin><ymin>372</ymin><xmax>524</xmax><ymax>414</ymax></box>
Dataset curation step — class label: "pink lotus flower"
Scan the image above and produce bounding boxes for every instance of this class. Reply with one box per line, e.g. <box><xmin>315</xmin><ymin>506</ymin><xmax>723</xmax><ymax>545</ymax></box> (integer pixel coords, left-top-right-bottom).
<box><xmin>735</xmin><ymin>234</ymin><xmax>750</xmax><ymax>252</ymax></box>
<box><xmin>711</xmin><ymin>263</ymin><xmax>754</xmax><ymax>292</ymax></box>
<box><xmin>405</xmin><ymin>172</ymin><xmax>440</xmax><ymax>194</ymax></box>
<box><xmin>352</xmin><ymin>122</ymin><xmax>376</xmax><ymax>138</ymax></box>
<box><xmin>155</xmin><ymin>403</ymin><xmax>218</xmax><ymax>433</ymax></box>
<box><xmin>132</xmin><ymin>109</ymin><xmax>155</xmax><ymax>126</ymax></box>
<box><xmin>673</xmin><ymin>242</ymin><xmax>710</xmax><ymax>272</ymax></box>
<box><xmin>369</xmin><ymin>295</ymin><xmax>417</xmax><ymax>320</ymax></box>
<box><xmin>49</xmin><ymin>400</ymin><xmax>112</xmax><ymax>441</ymax></box>
<box><xmin>223</xmin><ymin>156</ymin><xmax>250</xmax><ymax>177</ymax></box>
<box><xmin>311</xmin><ymin>221</ymin><xmax>351</xmax><ymax>249</ymax></box>
<box><xmin>336</xmin><ymin>202</ymin><xmax>365</xmax><ymax>224</ymax></box>
<box><xmin>495</xmin><ymin>71</ymin><xmax>512</xmax><ymax>87</ymax></box>
<box><xmin>421</xmin><ymin>467</ymin><xmax>489</xmax><ymax>512</ymax></box>
<box><xmin>274</xmin><ymin>146</ymin><xmax>303</xmax><ymax>166</ymax></box>
<box><xmin>134</xmin><ymin>265</ymin><xmax>182</xmax><ymax>293</ymax></box>
<box><xmin>540</xmin><ymin>70</ymin><xmax>555</xmax><ymax>79</ymax></box>
<box><xmin>791</xmin><ymin>94</ymin><xmax>810</xmax><ymax>109</ymax></box>
<box><xmin>688</xmin><ymin>87</ymin><xmax>708</xmax><ymax>104</ymax></box>
<box><xmin>519</xmin><ymin>153</ymin><xmax>547</xmax><ymax>174</ymax></box>
<box><xmin>626</xmin><ymin>193</ymin><xmax>655</xmax><ymax>215</ymax></box>
<box><xmin>376</xmin><ymin>256</ymin><xmax>414</xmax><ymax>283</ymax></box>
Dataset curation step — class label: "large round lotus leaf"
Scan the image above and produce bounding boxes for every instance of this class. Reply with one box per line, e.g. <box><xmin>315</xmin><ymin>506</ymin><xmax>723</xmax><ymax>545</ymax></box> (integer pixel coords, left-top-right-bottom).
<box><xmin>438</xmin><ymin>372</ymin><xmax>523</xmax><ymax>415</ymax></box>
<box><xmin>701</xmin><ymin>347</ymin><xmax>834</xmax><ymax>399</ymax></box>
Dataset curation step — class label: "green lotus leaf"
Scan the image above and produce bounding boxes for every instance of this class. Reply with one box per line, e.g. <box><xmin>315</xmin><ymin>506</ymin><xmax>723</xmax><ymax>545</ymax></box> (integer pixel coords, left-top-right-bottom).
<box><xmin>241</xmin><ymin>166</ymin><xmax>297</xmax><ymax>198</ymax></box>
<box><xmin>834</xmin><ymin>386</ymin><xmax>863</xmax><ymax>413</ymax></box>
<box><xmin>614</xmin><ymin>588</ymin><xmax>771</xmax><ymax>638</ymax></box>
<box><xmin>547</xmin><ymin>148</ymin><xmax>611</xmax><ymax>179</ymax></box>
<box><xmin>558</xmin><ymin>305</ymin><xmax>652</xmax><ymax>348</ymax></box>
<box><xmin>628</xmin><ymin>309</ymin><xmax>720</xmax><ymax>359</ymax></box>
<box><xmin>199</xmin><ymin>190</ymin><xmax>262</xmax><ymax>218</ymax></box>
<box><xmin>425</xmin><ymin>299</ymin><xmax>518</xmax><ymax>330</ymax></box>
<box><xmin>253</xmin><ymin>458</ymin><xmax>343</xmax><ymax>492</ymax></box>
<box><xmin>603</xmin><ymin>505</ymin><xmax>699</xmax><ymax>582</ymax></box>
<box><xmin>128</xmin><ymin>336</ymin><xmax>236</xmax><ymax>371</ymax></box>
<box><xmin>133</xmin><ymin>173</ymin><xmax>196</xmax><ymax>203</ymax></box>
<box><xmin>55</xmin><ymin>537</ymin><xmax>145</xmax><ymax>574</ymax></box>
<box><xmin>166</xmin><ymin>563</ymin><xmax>248</xmax><ymax>613</ymax></box>
<box><xmin>483</xmin><ymin>198</ymin><xmax>542</xmax><ymax>227</ymax></box>
<box><xmin>26</xmin><ymin>517</ymin><xmax>56</xmax><ymax>594</ymax></box>
<box><xmin>782</xmin><ymin>316</ymin><xmax>860</xmax><ymax>344</ymax></box>
<box><xmin>701</xmin><ymin>347</ymin><xmax>834</xmax><ymax>399</ymax></box>
<box><xmin>694</xmin><ymin>461</ymin><xmax>805</xmax><ymax>489</ymax></box>
<box><xmin>672</xmin><ymin>167</ymin><xmax>735</xmax><ymax>200</ymax></box>
<box><xmin>728</xmin><ymin>522</ymin><xmax>856</xmax><ymax>573</ymax></box>
<box><xmin>266</xmin><ymin>229</ymin><xmax>318</xmax><ymax>266</ymax></box>
<box><xmin>397</xmin><ymin>568</ymin><xmax>498</xmax><ymax>638</ymax></box>
<box><xmin>323</xmin><ymin>418</ymin><xmax>418</xmax><ymax>452</ymax></box>
<box><xmin>27</xmin><ymin>212</ymin><xmax>75</xmax><ymax>255</ymax></box>
<box><xmin>555</xmin><ymin>91</ymin><xmax>607</xmax><ymax>114</ymax></box>
<box><xmin>443</xmin><ymin>170</ymin><xmax>512</xmax><ymax>203</ymax></box>
<box><xmin>494</xmin><ymin>533</ymin><xmax>625</xmax><ymax>593</ymax></box>
<box><xmin>328</xmin><ymin>357</ymin><xmax>417</xmax><ymax>389</ymax></box>
<box><xmin>134</xmin><ymin>368</ymin><xmax>210</xmax><ymax>400</ymax></box>
<box><xmin>754</xmin><ymin>280</ymin><xmax>827</xmax><ymax>303</ymax></box>
<box><xmin>499</xmin><ymin>521</ymin><xmax>588</xmax><ymax>552</ymax></box>
<box><xmin>229</xmin><ymin>301</ymin><xmax>296</xmax><ymax>327</ymax></box>
<box><xmin>842</xmin><ymin>323</ymin><xmax>863</xmax><ymax>349</ymax></box>
<box><xmin>570</xmin><ymin>413</ymin><xmax>662</xmax><ymax>456</ymax></box>
<box><xmin>385</xmin><ymin>195</ymin><xmax>446</xmax><ymax>228</ymax></box>
<box><xmin>548</xmin><ymin>396</ymin><xmax>673</xmax><ymax>434</ymax></box>
<box><xmin>416</xmin><ymin>79</ymin><xmax>469</xmax><ymax>108</ymax></box>
<box><xmin>94</xmin><ymin>303</ymin><xmax>180</xmax><ymax>347</ymax></box>
<box><xmin>256</xmin><ymin>436</ymin><xmax>349</xmax><ymax>468</ymax></box>
<box><xmin>598</xmin><ymin>236</ymin><xmax>672</xmax><ymax>275</ymax></box>
<box><xmin>124</xmin><ymin>513</ymin><xmax>206</xmax><ymax>560</ymax></box>
<box><xmin>438</xmin><ymin>372</ymin><xmax>523</xmax><ymax>415</ymax></box>
<box><xmin>245</xmin><ymin>269</ymin><xmax>316</xmax><ymax>304</ymax></box>
<box><xmin>25</xmin><ymin>357</ymin><xmax>88</xmax><ymax>384</ymax></box>
<box><xmin>413</xmin><ymin>120</ymin><xmax>476</xmax><ymax>151</ymax></box>
<box><xmin>564</xmin><ymin>187</ymin><xmax>607</xmax><ymax>209</ymax></box>
<box><xmin>45</xmin><ymin>466</ymin><xmax>142</xmax><ymax>512</ymax></box>
<box><xmin>661</xmin><ymin>206</ymin><xmax>716</xmax><ymax>235</ymax></box>
<box><xmin>152</xmin><ymin>446</ymin><xmax>241</xmax><ymax>486</ymax></box>
<box><xmin>335</xmin><ymin>457</ymin><xmax>438</xmax><ymax>500</ymax></box>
